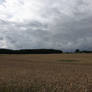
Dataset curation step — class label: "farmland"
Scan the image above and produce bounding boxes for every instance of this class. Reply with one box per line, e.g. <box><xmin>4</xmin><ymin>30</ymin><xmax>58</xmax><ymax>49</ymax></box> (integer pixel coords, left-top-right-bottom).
<box><xmin>0</xmin><ymin>54</ymin><xmax>92</xmax><ymax>92</ymax></box>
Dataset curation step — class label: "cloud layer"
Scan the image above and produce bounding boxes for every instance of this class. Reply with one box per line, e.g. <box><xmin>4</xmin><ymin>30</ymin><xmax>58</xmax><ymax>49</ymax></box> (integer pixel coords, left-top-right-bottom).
<box><xmin>0</xmin><ymin>0</ymin><xmax>92</xmax><ymax>51</ymax></box>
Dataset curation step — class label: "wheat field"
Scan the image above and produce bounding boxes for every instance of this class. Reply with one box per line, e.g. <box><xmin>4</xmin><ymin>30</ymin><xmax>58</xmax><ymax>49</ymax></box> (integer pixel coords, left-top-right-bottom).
<box><xmin>0</xmin><ymin>54</ymin><xmax>92</xmax><ymax>92</ymax></box>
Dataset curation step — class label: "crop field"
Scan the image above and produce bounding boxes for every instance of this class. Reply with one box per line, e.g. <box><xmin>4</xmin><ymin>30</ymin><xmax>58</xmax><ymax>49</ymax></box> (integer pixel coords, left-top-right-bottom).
<box><xmin>0</xmin><ymin>54</ymin><xmax>92</xmax><ymax>92</ymax></box>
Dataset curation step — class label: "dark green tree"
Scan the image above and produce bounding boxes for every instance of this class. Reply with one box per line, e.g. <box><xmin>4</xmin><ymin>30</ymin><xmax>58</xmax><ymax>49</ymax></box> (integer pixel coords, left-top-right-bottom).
<box><xmin>75</xmin><ymin>49</ymin><xmax>80</xmax><ymax>53</ymax></box>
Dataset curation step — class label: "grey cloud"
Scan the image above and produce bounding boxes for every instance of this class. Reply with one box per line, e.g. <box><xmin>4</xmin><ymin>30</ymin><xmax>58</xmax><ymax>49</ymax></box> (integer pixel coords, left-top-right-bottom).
<box><xmin>0</xmin><ymin>0</ymin><xmax>92</xmax><ymax>51</ymax></box>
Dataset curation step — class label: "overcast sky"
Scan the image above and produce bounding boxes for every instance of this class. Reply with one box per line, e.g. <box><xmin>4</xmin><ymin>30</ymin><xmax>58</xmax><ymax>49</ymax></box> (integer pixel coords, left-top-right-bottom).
<box><xmin>0</xmin><ymin>0</ymin><xmax>92</xmax><ymax>51</ymax></box>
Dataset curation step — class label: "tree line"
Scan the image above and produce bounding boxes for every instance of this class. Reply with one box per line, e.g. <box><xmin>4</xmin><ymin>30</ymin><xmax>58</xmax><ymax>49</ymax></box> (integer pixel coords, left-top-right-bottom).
<box><xmin>0</xmin><ymin>49</ymin><xmax>63</xmax><ymax>54</ymax></box>
<box><xmin>75</xmin><ymin>49</ymin><xmax>92</xmax><ymax>53</ymax></box>
<box><xmin>0</xmin><ymin>48</ymin><xmax>92</xmax><ymax>54</ymax></box>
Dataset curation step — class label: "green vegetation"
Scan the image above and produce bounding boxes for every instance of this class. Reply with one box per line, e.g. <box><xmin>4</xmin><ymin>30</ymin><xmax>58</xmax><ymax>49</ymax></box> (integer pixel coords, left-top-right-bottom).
<box><xmin>58</xmin><ymin>59</ymin><xmax>78</xmax><ymax>63</ymax></box>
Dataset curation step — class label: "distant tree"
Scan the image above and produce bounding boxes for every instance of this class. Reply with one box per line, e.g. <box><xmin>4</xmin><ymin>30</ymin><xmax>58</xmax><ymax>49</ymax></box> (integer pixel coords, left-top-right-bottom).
<box><xmin>75</xmin><ymin>49</ymin><xmax>80</xmax><ymax>53</ymax></box>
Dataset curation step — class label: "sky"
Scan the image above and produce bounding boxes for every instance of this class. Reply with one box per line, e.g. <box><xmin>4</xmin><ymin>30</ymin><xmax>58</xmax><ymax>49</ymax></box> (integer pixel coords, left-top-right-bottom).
<box><xmin>0</xmin><ymin>0</ymin><xmax>92</xmax><ymax>51</ymax></box>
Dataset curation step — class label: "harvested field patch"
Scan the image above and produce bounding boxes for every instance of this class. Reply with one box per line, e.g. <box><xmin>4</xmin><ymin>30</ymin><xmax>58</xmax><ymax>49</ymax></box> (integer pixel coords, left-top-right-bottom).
<box><xmin>0</xmin><ymin>54</ymin><xmax>92</xmax><ymax>92</ymax></box>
